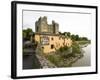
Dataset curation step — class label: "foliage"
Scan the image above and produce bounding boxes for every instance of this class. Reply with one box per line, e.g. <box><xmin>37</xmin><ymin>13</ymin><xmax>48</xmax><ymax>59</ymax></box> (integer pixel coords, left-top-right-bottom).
<box><xmin>72</xmin><ymin>42</ymin><xmax>81</xmax><ymax>54</ymax></box>
<box><xmin>78</xmin><ymin>37</ymin><xmax>88</xmax><ymax>41</ymax></box>
<box><xmin>46</xmin><ymin>54</ymin><xmax>62</xmax><ymax>67</ymax></box>
<box><xmin>59</xmin><ymin>46</ymin><xmax>68</xmax><ymax>52</ymax></box>
<box><xmin>71</xmin><ymin>34</ymin><xmax>79</xmax><ymax>41</ymax></box>
<box><xmin>77</xmin><ymin>41</ymin><xmax>90</xmax><ymax>45</ymax></box>
<box><xmin>59</xmin><ymin>31</ymin><xmax>89</xmax><ymax>41</ymax></box>
<box><xmin>23</xmin><ymin>28</ymin><xmax>34</xmax><ymax>41</ymax></box>
<box><xmin>66</xmin><ymin>32</ymin><xmax>71</xmax><ymax>37</ymax></box>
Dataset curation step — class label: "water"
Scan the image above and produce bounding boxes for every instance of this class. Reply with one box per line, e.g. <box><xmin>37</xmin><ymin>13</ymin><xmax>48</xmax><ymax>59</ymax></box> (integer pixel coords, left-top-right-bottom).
<box><xmin>23</xmin><ymin>52</ymin><xmax>41</xmax><ymax>69</ymax></box>
<box><xmin>72</xmin><ymin>44</ymin><xmax>91</xmax><ymax>67</ymax></box>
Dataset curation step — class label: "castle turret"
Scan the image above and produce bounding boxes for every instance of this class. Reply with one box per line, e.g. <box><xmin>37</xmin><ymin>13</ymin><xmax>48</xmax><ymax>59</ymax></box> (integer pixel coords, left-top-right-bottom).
<box><xmin>52</xmin><ymin>20</ymin><xmax>59</xmax><ymax>34</ymax></box>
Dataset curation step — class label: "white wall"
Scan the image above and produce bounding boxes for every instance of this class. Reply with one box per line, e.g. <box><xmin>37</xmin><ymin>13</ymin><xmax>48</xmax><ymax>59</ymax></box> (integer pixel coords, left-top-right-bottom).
<box><xmin>0</xmin><ymin>0</ymin><xmax>99</xmax><ymax>80</ymax></box>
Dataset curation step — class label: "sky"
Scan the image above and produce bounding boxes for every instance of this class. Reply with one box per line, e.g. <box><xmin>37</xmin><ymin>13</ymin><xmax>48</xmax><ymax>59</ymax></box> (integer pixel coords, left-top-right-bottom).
<box><xmin>23</xmin><ymin>10</ymin><xmax>92</xmax><ymax>39</ymax></box>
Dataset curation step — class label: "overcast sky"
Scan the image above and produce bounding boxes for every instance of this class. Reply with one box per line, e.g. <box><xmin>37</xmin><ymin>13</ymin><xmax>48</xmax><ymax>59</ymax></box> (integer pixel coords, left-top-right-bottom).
<box><xmin>23</xmin><ymin>10</ymin><xmax>91</xmax><ymax>39</ymax></box>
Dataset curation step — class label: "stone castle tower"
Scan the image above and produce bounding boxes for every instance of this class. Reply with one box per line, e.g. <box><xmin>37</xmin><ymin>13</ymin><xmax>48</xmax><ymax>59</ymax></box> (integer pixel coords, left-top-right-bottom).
<box><xmin>35</xmin><ymin>16</ymin><xmax>59</xmax><ymax>34</ymax></box>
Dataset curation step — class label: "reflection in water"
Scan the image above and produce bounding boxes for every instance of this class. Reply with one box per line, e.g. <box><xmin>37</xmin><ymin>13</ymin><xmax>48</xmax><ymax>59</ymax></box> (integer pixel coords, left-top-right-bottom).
<box><xmin>23</xmin><ymin>53</ymin><xmax>41</xmax><ymax>69</ymax></box>
<box><xmin>72</xmin><ymin>44</ymin><xmax>91</xmax><ymax>67</ymax></box>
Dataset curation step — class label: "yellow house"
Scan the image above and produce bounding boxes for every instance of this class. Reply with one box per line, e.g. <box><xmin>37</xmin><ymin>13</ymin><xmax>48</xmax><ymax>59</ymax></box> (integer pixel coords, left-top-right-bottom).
<box><xmin>34</xmin><ymin>33</ymin><xmax>72</xmax><ymax>54</ymax></box>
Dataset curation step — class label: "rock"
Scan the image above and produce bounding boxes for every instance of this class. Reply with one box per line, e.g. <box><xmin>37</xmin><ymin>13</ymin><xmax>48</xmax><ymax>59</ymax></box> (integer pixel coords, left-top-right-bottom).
<box><xmin>35</xmin><ymin>53</ymin><xmax>57</xmax><ymax>68</ymax></box>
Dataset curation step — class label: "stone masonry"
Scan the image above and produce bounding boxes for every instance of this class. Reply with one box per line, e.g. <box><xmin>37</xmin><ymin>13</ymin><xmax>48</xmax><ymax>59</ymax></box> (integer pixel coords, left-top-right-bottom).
<box><xmin>35</xmin><ymin>16</ymin><xmax>59</xmax><ymax>34</ymax></box>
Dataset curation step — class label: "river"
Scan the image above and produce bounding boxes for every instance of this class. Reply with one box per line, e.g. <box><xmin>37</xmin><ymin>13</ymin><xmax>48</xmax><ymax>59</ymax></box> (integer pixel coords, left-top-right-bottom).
<box><xmin>23</xmin><ymin>52</ymin><xmax>41</xmax><ymax>69</ymax></box>
<box><xmin>72</xmin><ymin>44</ymin><xmax>91</xmax><ymax>67</ymax></box>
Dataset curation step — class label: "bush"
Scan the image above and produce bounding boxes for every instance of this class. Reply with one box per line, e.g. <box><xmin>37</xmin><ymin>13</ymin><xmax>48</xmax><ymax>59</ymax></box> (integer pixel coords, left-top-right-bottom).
<box><xmin>59</xmin><ymin>46</ymin><xmax>68</xmax><ymax>52</ymax></box>
<box><xmin>46</xmin><ymin>54</ymin><xmax>62</xmax><ymax>67</ymax></box>
<box><xmin>72</xmin><ymin>42</ymin><xmax>81</xmax><ymax>54</ymax></box>
<box><xmin>46</xmin><ymin>53</ymin><xmax>74</xmax><ymax>67</ymax></box>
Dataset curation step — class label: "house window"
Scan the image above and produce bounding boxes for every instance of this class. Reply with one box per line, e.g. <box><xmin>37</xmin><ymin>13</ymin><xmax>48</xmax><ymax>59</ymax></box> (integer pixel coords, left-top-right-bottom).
<box><xmin>41</xmin><ymin>36</ymin><xmax>49</xmax><ymax>45</ymax></box>
<box><xmin>51</xmin><ymin>37</ymin><xmax>53</xmax><ymax>40</ymax></box>
<box><xmin>42</xmin><ymin>47</ymin><xmax>44</xmax><ymax>49</ymax></box>
<box><xmin>51</xmin><ymin>44</ymin><xmax>54</xmax><ymax>49</ymax></box>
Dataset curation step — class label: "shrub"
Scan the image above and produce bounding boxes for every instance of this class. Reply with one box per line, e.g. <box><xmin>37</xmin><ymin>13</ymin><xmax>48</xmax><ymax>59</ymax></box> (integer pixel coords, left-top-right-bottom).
<box><xmin>46</xmin><ymin>54</ymin><xmax>62</xmax><ymax>67</ymax></box>
<box><xmin>59</xmin><ymin>46</ymin><xmax>69</xmax><ymax>52</ymax></box>
<box><xmin>72</xmin><ymin>42</ymin><xmax>81</xmax><ymax>54</ymax></box>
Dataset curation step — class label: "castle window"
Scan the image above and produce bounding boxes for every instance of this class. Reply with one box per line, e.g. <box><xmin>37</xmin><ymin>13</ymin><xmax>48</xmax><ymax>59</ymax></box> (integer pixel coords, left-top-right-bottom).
<box><xmin>51</xmin><ymin>37</ymin><xmax>53</xmax><ymax>40</ymax></box>
<box><xmin>51</xmin><ymin>44</ymin><xmax>54</xmax><ymax>49</ymax></box>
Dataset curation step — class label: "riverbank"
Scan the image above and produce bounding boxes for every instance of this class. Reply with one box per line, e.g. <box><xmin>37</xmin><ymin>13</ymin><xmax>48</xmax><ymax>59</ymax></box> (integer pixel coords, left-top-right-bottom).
<box><xmin>44</xmin><ymin>41</ymin><xmax>90</xmax><ymax>67</ymax></box>
<box><xmin>45</xmin><ymin>46</ymin><xmax>84</xmax><ymax>67</ymax></box>
<box><xmin>72</xmin><ymin>44</ymin><xmax>91</xmax><ymax>67</ymax></box>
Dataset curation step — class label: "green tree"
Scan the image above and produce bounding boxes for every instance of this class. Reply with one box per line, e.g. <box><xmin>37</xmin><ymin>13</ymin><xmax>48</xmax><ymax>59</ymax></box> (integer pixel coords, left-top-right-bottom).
<box><xmin>81</xmin><ymin>37</ymin><xmax>88</xmax><ymax>41</ymax></box>
<box><xmin>23</xmin><ymin>28</ymin><xmax>33</xmax><ymax>41</ymax></box>
<box><xmin>66</xmin><ymin>32</ymin><xmax>71</xmax><ymax>37</ymax></box>
<box><xmin>71</xmin><ymin>34</ymin><xmax>76</xmax><ymax>41</ymax></box>
<box><xmin>75</xmin><ymin>35</ymin><xmax>79</xmax><ymax>41</ymax></box>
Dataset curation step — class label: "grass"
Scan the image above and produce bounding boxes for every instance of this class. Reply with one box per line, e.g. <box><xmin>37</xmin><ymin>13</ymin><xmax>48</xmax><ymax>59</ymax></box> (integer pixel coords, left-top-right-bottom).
<box><xmin>76</xmin><ymin>40</ymin><xmax>91</xmax><ymax>45</ymax></box>
<box><xmin>46</xmin><ymin>53</ymin><xmax>78</xmax><ymax>67</ymax></box>
<box><xmin>59</xmin><ymin>46</ymin><xmax>69</xmax><ymax>52</ymax></box>
<box><xmin>46</xmin><ymin>54</ymin><xmax>63</xmax><ymax>67</ymax></box>
<box><xmin>72</xmin><ymin>42</ymin><xmax>81</xmax><ymax>54</ymax></box>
